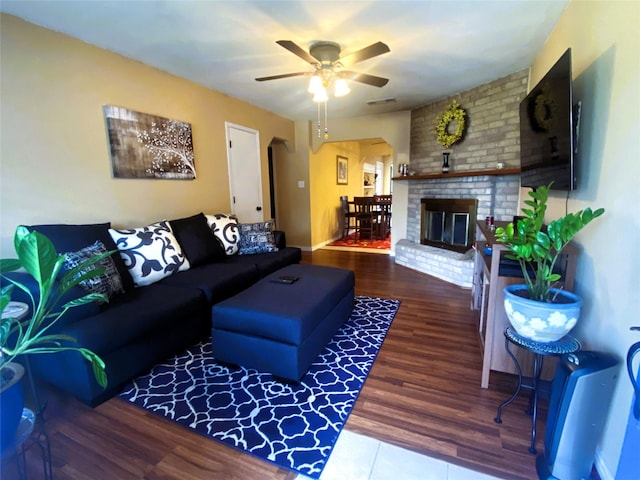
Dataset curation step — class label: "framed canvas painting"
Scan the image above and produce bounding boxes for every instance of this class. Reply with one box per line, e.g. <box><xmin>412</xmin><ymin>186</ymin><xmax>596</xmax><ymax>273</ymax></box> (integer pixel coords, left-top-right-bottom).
<box><xmin>337</xmin><ymin>156</ymin><xmax>348</xmax><ymax>185</ymax></box>
<box><xmin>103</xmin><ymin>105</ymin><xmax>196</xmax><ymax>179</ymax></box>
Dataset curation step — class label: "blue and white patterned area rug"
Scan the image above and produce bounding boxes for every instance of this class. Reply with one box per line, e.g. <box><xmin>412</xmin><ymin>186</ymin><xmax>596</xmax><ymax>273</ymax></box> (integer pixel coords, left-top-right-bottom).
<box><xmin>120</xmin><ymin>296</ymin><xmax>399</xmax><ymax>479</ymax></box>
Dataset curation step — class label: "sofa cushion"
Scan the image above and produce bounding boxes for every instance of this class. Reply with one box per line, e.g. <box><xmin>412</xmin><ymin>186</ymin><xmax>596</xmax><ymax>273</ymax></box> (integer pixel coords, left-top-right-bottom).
<box><xmin>58</xmin><ymin>283</ymin><xmax>207</xmax><ymax>355</ymax></box>
<box><xmin>237</xmin><ymin>220</ymin><xmax>278</xmax><ymax>255</ymax></box>
<box><xmin>223</xmin><ymin>247</ymin><xmax>302</xmax><ymax>277</ymax></box>
<box><xmin>169</xmin><ymin>213</ymin><xmax>225</xmax><ymax>267</ymax></box>
<box><xmin>25</xmin><ymin>222</ymin><xmax>134</xmax><ymax>291</ymax></box>
<box><xmin>160</xmin><ymin>261</ymin><xmax>259</xmax><ymax>304</ymax></box>
<box><xmin>109</xmin><ymin>221</ymin><xmax>190</xmax><ymax>287</ymax></box>
<box><xmin>62</xmin><ymin>240</ymin><xmax>124</xmax><ymax>301</ymax></box>
<box><xmin>28</xmin><ymin>291</ymin><xmax>210</xmax><ymax>407</ymax></box>
<box><xmin>205</xmin><ymin>214</ymin><xmax>240</xmax><ymax>255</ymax></box>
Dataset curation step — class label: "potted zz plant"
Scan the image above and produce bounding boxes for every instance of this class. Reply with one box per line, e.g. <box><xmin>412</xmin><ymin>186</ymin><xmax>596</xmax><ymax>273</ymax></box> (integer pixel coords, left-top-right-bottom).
<box><xmin>1</xmin><ymin>226</ymin><xmax>109</xmax><ymax>451</ymax></box>
<box><xmin>494</xmin><ymin>183</ymin><xmax>605</xmax><ymax>342</ymax></box>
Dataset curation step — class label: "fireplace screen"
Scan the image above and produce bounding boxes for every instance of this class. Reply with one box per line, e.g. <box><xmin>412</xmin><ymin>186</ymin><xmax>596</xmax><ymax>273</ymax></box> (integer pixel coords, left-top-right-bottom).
<box><xmin>420</xmin><ymin>198</ymin><xmax>478</xmax><ymax>253</ymax></box>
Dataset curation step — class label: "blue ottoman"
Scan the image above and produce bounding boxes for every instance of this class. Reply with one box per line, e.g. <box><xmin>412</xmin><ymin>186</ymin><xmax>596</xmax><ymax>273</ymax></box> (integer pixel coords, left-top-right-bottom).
<box><xmin>211</xmin><ymin>264</ymin><xmax>355</xmax><ymax>381</ymax></box>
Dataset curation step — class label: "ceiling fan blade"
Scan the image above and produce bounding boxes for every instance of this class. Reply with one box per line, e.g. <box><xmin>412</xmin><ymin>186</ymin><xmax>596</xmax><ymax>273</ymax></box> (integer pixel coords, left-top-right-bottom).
<box><xmin>276</xmin><ymin>40</ymin><xmax>318</xmax><ymax>65</ymax></box>
<box><xmin>255</xmin><ymin>72</ymin><xmax>309</xmax><ymax>82</ymax></box>
<box><xmin>340</xmin><ymin>41</ymin><xmax>390</xmax><ymax>66</ymax></box>
<box><xmin>342</xmin><ymin>71</ymin><xmax>389</xmax><ymax>88</ymax></box>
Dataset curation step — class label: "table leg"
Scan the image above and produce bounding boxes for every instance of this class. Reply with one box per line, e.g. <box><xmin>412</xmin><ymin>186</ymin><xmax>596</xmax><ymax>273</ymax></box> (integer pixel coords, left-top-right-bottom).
<box><xmin>494</xmin><ymin>335</ymin><xmax>523</xmax><ymax>423</ymax></box>
<box><xmin>527</xmin><ymin>353</ymin><xmax>544</xmax><ymax>454</ymax></box>
<box><xmin>36</xmin><ymin>428</ymin><xmax>53</xmax><ymax>480</ymax></box>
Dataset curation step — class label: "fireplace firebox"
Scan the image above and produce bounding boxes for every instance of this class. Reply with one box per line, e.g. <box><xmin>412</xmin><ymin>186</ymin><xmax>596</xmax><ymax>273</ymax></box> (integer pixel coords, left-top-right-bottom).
<box><xmin>420</xmin><ymin>198</ymin><xmax>478</xmax><ymax>253</ymax></box>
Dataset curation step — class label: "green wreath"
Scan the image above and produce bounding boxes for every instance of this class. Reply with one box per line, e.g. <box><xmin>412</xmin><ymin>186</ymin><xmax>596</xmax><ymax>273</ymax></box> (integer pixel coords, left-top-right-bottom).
<box><xmin>435</xmin><ymin>100</ymin><xmax>466</xmax><ymax>149</ymax></box>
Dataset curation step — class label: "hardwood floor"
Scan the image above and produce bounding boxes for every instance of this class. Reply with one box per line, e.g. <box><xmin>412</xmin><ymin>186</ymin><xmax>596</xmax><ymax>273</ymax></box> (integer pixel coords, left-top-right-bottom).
<box><xmin>3</xmin><ymin>249</ymin><xmax>544</xmax><ymax>480</ymax></box>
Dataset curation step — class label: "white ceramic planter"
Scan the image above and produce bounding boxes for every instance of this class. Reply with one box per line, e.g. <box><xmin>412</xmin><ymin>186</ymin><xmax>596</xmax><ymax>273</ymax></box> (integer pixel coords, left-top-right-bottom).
<box><xmin>503</xmin><ymin>285</ymin><xmax>583</xmax><ymax>342</ymax></box>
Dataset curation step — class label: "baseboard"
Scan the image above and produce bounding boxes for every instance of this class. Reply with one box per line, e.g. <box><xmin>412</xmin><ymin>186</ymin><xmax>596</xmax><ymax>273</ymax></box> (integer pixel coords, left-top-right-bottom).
<box><xmin>311</xmin><ymin>239</ymin><xmax>333</xmax><ymax>251</ymax></box>
<box><xmin>288</xmin><ymin>244</ymin><xmax>313</xmax><ymax>252</ymax></box>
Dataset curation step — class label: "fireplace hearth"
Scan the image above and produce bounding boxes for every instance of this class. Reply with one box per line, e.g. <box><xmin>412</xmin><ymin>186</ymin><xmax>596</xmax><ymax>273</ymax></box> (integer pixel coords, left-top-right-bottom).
<box><xmin>420</xmin><ymin>198</ymin><xmax>478</xmax><ymax>253</ymax></box>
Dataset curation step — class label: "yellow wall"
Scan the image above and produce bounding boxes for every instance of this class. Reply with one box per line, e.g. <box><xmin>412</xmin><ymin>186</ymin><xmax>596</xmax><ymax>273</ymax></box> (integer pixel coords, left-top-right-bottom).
<box><xmin>529</xmin><ymin>1</ymin><xmax>640</xmax><ymax>477</ymax></box>
<box><xmin>0</xmin><ymin>14</ymin><xmax>294</xmax><ymax>255</ymax></box>
<box><xmin>273</xmin><ymin>123</ymin><xmax>312</xmax><ymax>248</ymax></box>
<box><xmin>309</xmin><ymin>141</ymin><xmax>362</xmax><ymax>247</ymax></box>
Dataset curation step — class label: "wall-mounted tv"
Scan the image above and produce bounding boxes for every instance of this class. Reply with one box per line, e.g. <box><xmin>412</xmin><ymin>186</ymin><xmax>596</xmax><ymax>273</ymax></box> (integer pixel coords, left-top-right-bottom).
<box><xmin>519</xmin><ymin>48</ymin><xmax>577</xmax><ymax>191</ymax></box>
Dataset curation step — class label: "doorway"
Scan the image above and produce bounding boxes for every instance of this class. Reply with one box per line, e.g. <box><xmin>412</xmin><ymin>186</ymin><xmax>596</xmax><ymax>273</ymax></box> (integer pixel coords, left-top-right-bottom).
<box><xmin>225</xmin><ymin>123</ymin><xmax>263</xmax><ymax>223</ymax></box>
<box><xmin>268</xmin><ymin>146</ymin><xmax>276</xmax><ymax>221</ymax></box>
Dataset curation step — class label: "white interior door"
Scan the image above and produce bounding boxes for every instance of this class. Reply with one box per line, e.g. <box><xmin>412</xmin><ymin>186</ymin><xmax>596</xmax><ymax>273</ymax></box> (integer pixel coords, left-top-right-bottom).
<box><xmin>225</xmin><ymin>123</ymin><xmax>263</xmax><ymax>223</ymax></box>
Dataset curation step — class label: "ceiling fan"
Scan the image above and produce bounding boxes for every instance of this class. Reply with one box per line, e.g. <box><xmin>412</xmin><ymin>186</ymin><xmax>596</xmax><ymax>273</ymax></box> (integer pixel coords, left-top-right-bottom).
<box><xmin>255</xmin><ymin>40</ymin><xmax>390</xmax><ymax>99</ymax></box>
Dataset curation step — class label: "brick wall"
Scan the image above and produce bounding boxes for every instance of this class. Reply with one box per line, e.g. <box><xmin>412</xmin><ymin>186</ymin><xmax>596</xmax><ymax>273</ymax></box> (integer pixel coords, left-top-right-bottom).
<box><xmin>410</xmin><ymin>69</ymin><xmax>528</xmax><ymax>174</ymax></box>
<box><xmin>407</xmin><ymin>68</ymin><xmax>529</xmax><ymax>229</ymax></box>
<box><xmin>397</xmin><ymin>69</ymin><xmax>528</xmax><ymax>285</ymax></box>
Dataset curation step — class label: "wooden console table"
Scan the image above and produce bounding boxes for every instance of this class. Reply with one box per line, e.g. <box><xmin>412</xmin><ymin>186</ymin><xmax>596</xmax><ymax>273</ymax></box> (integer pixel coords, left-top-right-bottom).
<box><xmin>472</xmin><ymin>220</ymin><xmax>578</xmax><ymax>388</ymax></box>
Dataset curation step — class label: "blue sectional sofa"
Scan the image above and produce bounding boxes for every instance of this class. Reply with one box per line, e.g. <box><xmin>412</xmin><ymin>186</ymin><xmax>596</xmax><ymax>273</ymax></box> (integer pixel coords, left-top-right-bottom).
<box><xmin>3</xmin><ymin>214</ymin><xmax>301</xmax><ymax>406</ymax></box>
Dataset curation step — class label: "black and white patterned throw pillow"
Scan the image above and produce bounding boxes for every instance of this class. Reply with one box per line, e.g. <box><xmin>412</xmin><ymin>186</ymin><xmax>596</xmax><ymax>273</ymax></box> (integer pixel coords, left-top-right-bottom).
<box><xmin>237</xmin><ymin>220</ymin><xmax>279</xmax><ymax>255</ymax></box>
<box><xmin>63</xmin><ymin>240</ymin><xmax>124</xmax><ymax>301</ymax></box>
<box><xmin>205</xmin><ymin>214</ymin><xmax>240</xmax><ymax>255</ymax></box>
<box><xmin>109</xmin><ymin>221</ymin><xmax>190</xmax><ymax>287</ymax></box>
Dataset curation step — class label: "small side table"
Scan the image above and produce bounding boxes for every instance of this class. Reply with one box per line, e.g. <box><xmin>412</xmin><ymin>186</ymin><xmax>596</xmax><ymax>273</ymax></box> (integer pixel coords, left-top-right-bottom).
<box><xmin>2</xmin><ymin>301</ymin><xmax>29</xmax><ymax>321</ymax></box>
<box><xmin>493</xmin><ymin>327</ymin><xmax>581</xmax><ymax>454</ymax></box>
<box><xmin>0</xmin><ymin>408</ymin><xmax>52</xmax><ymax>480</ymax></box>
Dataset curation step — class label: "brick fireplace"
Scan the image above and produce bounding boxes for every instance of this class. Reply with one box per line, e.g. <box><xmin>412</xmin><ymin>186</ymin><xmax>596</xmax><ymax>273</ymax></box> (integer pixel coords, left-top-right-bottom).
<box><xmin>395</xmin><ymin>174</ymin><xmax>520</xmax><ymax>287</ymax></box>
<box><xmin>394</xmin><ymin>68</ymin><xmax>528</xmax><ymax>287</ymax></box>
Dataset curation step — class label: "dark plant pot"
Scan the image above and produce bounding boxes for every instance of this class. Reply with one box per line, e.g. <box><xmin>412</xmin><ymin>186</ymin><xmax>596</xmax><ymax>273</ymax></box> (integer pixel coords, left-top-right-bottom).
<box><xmin>503</xmin><ymin>285</ymin><xmax>583</xmax><ymax>342</ymax></box>
<box><xmin>0</xmin><ymin>362</ymin><xmax>25</xmax><ymax>453</ymax></box>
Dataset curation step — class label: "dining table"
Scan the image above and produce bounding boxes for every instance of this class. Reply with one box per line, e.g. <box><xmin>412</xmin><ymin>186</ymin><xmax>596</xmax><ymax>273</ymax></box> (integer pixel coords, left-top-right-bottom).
<box><xmin>352</xmin><ymin>195</ymin><xmax>392</xmax><ymax>240</ymax></box>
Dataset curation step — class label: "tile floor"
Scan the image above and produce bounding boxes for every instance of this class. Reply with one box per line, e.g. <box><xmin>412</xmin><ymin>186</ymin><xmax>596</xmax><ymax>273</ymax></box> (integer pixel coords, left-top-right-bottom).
<box><xmin>296</xmin><ymin>430</ymin><xmax>503</xmax><ymax>480</ymax></box>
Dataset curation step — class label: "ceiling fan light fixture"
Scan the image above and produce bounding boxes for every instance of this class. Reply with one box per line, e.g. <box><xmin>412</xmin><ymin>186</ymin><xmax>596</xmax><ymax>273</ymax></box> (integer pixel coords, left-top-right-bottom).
<box><xmin>312</xmin><ymin>87</ymin><xmax>328</xmax><ymax>103</ymax></box>
<box><xmin>262</xmin><ymin>40</ymin><xmax>390</xmax><ymax>140</ymax></box>
<box><xmin>308</xmin><ymin>75</ymin><xmax>322</xmax><ymax>94</ymax></box>
<box><xmin>334</xmin><ymin>78</ymin><xmax>350</xmax><ymax>97</ymax></box>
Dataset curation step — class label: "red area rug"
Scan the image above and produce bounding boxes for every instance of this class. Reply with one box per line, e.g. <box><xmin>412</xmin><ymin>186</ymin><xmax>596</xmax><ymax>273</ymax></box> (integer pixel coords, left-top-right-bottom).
<box><xmin>326</xmin><ymin>233</ymin><xmax>391</xmax><ymax>251</ymax></box>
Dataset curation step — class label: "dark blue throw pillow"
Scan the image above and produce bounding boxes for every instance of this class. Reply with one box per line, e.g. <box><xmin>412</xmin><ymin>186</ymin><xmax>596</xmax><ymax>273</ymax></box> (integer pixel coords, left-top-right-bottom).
<box><xmin>169</xmin><ymin>213</ymin><xmax>225</xmax><ymax>267</ymax></box>
<box><xmin>25</xmin><ymin>222</ymin><xmax>134</xmax><ymax>291</ymax></box>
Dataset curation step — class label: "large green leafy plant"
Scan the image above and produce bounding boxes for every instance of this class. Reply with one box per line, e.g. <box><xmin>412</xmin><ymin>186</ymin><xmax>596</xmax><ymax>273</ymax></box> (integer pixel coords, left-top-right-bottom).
<box><xmin>1</xmin><ymin>226</ymin><xmax>109</xmax><ymax>388</ymax></box>
<box><xmin>494</xmin><ymin>184</ymin><xmax>605</xmax><ymax>302</ymax></box>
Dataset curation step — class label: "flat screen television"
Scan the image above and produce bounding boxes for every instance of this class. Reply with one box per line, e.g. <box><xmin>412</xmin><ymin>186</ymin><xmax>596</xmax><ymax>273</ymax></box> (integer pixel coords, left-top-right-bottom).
<box><xmin>519</xmin><ymin>48</ymin><xmax>577</xmax><ymax>191</ymax></box>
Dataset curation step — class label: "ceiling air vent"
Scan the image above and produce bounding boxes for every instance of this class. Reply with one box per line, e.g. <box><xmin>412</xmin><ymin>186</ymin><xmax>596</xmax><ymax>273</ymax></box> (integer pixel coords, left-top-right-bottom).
<box><xmin>366</xmin><ymin>98</ymin><xmax>397</xmax><ymax>106</ymax></box>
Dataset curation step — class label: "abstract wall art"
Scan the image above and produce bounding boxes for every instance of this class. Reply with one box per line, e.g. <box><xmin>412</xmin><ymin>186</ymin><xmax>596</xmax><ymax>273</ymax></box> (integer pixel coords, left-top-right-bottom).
<box><xmin>103</xmin><ymin>105</ymin><xmax>196</xmax><ymax>179</ymax></box>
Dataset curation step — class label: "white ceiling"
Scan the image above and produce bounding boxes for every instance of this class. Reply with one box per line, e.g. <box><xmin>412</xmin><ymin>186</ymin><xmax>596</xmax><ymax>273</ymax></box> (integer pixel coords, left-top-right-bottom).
<box><xmin>1</xmin><ymin>0</ymin><xmax>569</xmax><ymax>121</ymax></box>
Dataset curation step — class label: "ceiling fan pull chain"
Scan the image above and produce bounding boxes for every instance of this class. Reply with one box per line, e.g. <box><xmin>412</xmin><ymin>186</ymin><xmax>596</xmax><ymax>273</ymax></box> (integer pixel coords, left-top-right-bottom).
<box><xmin>317</xmin><ymin>102</ymin><xmax>321</xmax><ymax>138</ymax></box>
<box><xmin>324</xmin><ymin>101</ymin><xmax>329</xmax><ymax>140</ymax></box>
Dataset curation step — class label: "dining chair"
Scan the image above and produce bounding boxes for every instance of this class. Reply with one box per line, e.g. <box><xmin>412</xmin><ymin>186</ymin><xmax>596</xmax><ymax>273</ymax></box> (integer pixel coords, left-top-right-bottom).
<box><xmin>373</xmin><ymin>195</ymin><xmax>392</xmax><ymax>238</ymax></box>
<box><xmin>353</xmin><ymin>196</ymin><xmax>380</xmax><ymax>242</ymax></box>
<box><xmin>340</xmin><ymin>196</ymin><xmax>358</xmax><ymax>238</ymax></box>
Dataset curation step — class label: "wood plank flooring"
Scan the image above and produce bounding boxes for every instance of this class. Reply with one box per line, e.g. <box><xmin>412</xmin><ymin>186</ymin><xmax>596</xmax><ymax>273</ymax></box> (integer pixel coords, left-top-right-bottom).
<box><xmin>3</xmin><ymin>249</ymin><xmax>543</xmax><ymax>480</ymax></box>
